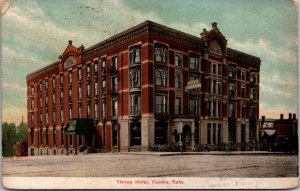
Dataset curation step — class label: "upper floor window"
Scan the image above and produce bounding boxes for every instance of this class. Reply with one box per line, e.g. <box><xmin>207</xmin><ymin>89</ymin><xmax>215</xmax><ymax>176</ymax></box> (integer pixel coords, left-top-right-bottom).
<box><xmin>175</xmin><ymin>73</ymin><xmax>182</xmax><ymax>89</ymax></box>
<box><xmin>101</xmin><ymin>58</ymin><xmax>106</xmax><ymax>73</ymax></box>
<box><xmin>30</xmin><ymin>86</ymin><xmax>34</xmax><ymax>96</ymax></box>
<box><xmin>229</xmin><ymin>83</ymin><xmax>235</xmax><ymax>97</ymax></box>
<box><xmin>87</xmin><ymin>64</ymin><xmax>91</xmax><ymax>79</ymax></box>
<box><xmin>60</xmin><ymin>108</ymin><xmax>64</xmax><ymax>123</ymax></box>
<box><xmin>218</xmin><ymin>64</ymin><xmax>222</xmax><ymax>76</ymax></box>
<box><xmin>155</xmin><ymin>69</ymin><xmax>167</xmax><ymax>87</ymax></box>
<box><xmin>60</xmin><ymin>90</ymin><xmax>64</xmax><ymax>103</ymax></box>
<box><xmin>87</xmin><ymin>102</ymin><xmax>91</xmax><ymax>118</ymax></box>
<box><xmin>175</xmin><ymin>53</ymin><xmax>182</xmax><ymax>66</ymax></box>
<box><xmin>154</xmin><ymin>46</ymin><xmax>167</xmax><ymax>64</ymax></box>
<box><xmin>155</xmin><ymin>95</ymin><xmax>167</xmax><ymax>114</ymax></box>
<box><xmin>60</xmin><ymin>74</ymin><xmax>63</xmax><ymax>87</ymax></box>
<box><xmin>78</xmin><ymin>105</ymin><xmax>82</xmax><ymax>118</ymax></box>
<box><xmin>30</xmin><ymin>99</ymin><xmax>34</xmax><ymax>110</ymax></box>
<box><xmin>130</xmin><ymin>94</ymin><xmax>141</xmax><ymax>115</ymax></box>
<box><xmin>130</xmin><ymin>69</ymin><xmax>141</xmax><ymax>88</ymax></box>
<box><xmin>87</xmin><ymin>83</ymin><xmax>91</xmax><ymax>97</ymax></box>
<box><xmin>68</xmin><ymin>89</ymin><xmax>72</xmax><ymax>101</ymax></box>
<box><xmin>52</xmin><ymin>93</ymin><xmax>56</xmax><ymax>105</ymax></box>
<box><xmin>112</xmin><ymin>99</ymin><xmax>118</xmax><ymax>117</ymax></box>
<box><xmin>129</xmin><ymin>46</ymin><xmax>141</xmax><ymax>65</ymax></box>
<box><xmin>250</xmin><ymin>87</ymin><xmax>256</xmax><ymax>99</ymax></box>
<box><xmin>175</xmin><ymin>97</ymin><xmax>181</xmax><ymax>115</ymax></box>
<box><xmin>78</xmin><ymin>68</ymin><xmax>82</xmax><ymax>81</ymax></box>
<box><xmin>39</xmin><ymin>112</ymin><xmax>42</xmax><ymax>125</ymax></box>
<box><xmin>112</xmin><ymin>56</ymin><xmax>117</xmax><ymax>70</ymax></box>
<box><xmin>217</xmin><ymin>81</ymin><xmax>222</xmax><ymax>94</ymax></box>
<box><xmin>212</xmin><ymin>63</ymin><xmax>217</xmax><ymax>74</ymax></box>
<box><xmin>69</xmin><ymin>107</ymin><xmax>72</xmax><ymax>119</ymax></box>
<box><xmin>241</xmin><ymin>84</ymin><xmax>246</xmax><ymax>98</ymax></box>
<box><xmin>112</xmin><ymin>76</ymin><xmax>118</xmax><ymax>93</ymax></box>
<box><xmin>94</xmin><ymin>103</ymin><xmax>98</xmax><ymax>119</ymax></box>
<box><xmin>46</xmin><ymin>112</ymin><xmax>49</xmax><ymax>125</ymax></box>
<box><xmin>228</xmin><ymin>66</ymin><xmax>236</xmax><ymax>78</ymax></box>
<box><xmin>241</xmin><ymin>70</ymin><xmax>246</xmax><ymax>81</ymax></box>
<box><xmin>189</xmin><ymin>98</ymin><xmax>198</xmax><ymax>115</ymax></box>
<box><xmin>250</xmin><ymin>105</ymin><xmax>256</xmax><ymax>118</ymax></box>
<box><xmin>189</xmin><ymin>55</ymin><xmax>198</xmax><ymax>70</ymax></box>
<box><xmin>52</xmin><ymin>77</ymin><xmax>56</xmax><ymax>89</ymax></box>
<box><xmin>68</xmin><ymin>71</ymin><xmax>72</xmax><ymax>84</ymax></box>
<box><xmin>45</xmin><ymin>80</ymin><xmax>48</xmax><ymax>90</ymax></box>
<box><xmin>102</xmin><ymin>101</ymin><xmax>107</xmax><ymax>118</ymax></box>
<box><xmin>53</xmin><ymin>111</ymin><xmax>56</xmax><ymax>124</ymax></box>
<box><xmin>229</xmin><ymin>102</ymin><xmax>235</xmax><ymax>118</ymax></box>
<box><xmin>30</xmin><ymin>113</ymin><xmax>34</xmax><ymax>125</ymax></box>
<box><xmin>39</xmin><ymin>97</ymin><xmax>43</xmax><ymax>108</ymax></box>
<box><xmin>102</xmin><ymin>78</ymin><xmax>106</xmax><ymax>94</ymax></box>
<box><xmin>250</xmin><ymin>72</ymin><xmax>257</xmax><ymax>83</ymax></box>
<box><xmin>94</xmin><ymin>81</ymin><xmax>98</xmax><ymax>96</ymax></box>
<box><xmin>94</xmin><ymin>61</ymin><xmax>98</xmax><ymax>74</ymax></box>
<box><xmin>39</xmin><ymin>83</ymin><xmax>43</xmax><ymax>92</ymax></box>
<box><xmin>189</xmin><ymin>75</ymin><xmax>198</xmax><ymax>81</ymax></box>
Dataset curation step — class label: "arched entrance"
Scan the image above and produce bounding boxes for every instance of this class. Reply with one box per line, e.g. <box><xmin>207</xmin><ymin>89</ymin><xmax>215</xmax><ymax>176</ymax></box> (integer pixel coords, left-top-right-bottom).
<box><xmin>182</xmin><ymin>124</ymin><xmax>192</xmax><ymax>151</ymax></box>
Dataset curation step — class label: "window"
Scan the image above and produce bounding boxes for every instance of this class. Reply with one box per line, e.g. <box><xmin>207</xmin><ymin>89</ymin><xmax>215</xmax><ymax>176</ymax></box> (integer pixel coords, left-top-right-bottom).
<box><xmin>45</xmin><ymin>80</ymin><xmax>48</xmax><ymax>90</ymax></box>
<box><xmin>94</xmin><ymin>61</ymin><xmax>98</xmax><ymax>74</ymax></box>
<box><xmin>189</xmin><ymin>75</ymin><xmax>198</xmax><ymax>81</ymax></box>
<box><xmin>212</xmin><ymin>101</ymin><xmax>216</xmax><ymax>117</ymax></box>
<box><xmin>60</xmin><ymin>90</ymin><xmax>63</xmax><ymax>103</ymax></box>
<box><xmin>40</xmin><ymin>128</ymin><xmax>43</xmax><ymax>145</ymax></box>
<box><xmin>130</xmin><ymin>94</ymin><xmax>141</xmax><ymax>115</ymax></box>
<box><xmin>87</xmin><ymin>102</ymin><xmax>91</xmax><ymax>118</ymax></box>
<box><xmin>61</xmin><ymin>128</ymin><xmax>64</xmax><ymax>145</ymax></box>
<box><xmin>30</xmin><ymin>113</ymin><xmax>34</xmax><ymax>125</ymax></box>
<box><xmin>45</xmin><ymin>96</ymin><xmax>48</xmax><ymax>106</ymax></box>
<box><xmin>31</xmin><ymin>99</ymin><xmax>34</xmax><ymax>110</ymax></box>
<box><xmin>78</xmin><ymin>85</ymin><xmax>82</xmax><ymax>100</ymax></box>
<box><xmin>175</xmin><ymin>97</ymin><xmax>181</xmax><ymax>114</ymax></box>
<box><xmin>30</xmin><ymin>86</ymin><xmax>34</xmax><ymax>96</ymax></box>
<box><xmin>155</xmin><ymin>95</ymin><xmax>167</xmax><ymax>114</ymax></box>
<box><xmin>250</xmin><ymin>87</ymin><xmax>256</xmax><ymax>99</ymax></box>
<box><xmin>103</xmin><ymin>123</ymin><xmax>106</xmax><ymax>146</ymax></box>
<box><xmin>102</xmin><ymin>101</ymin><xmax>106</xmax><ymax>118</ymax></box>
<box><xmin>241</xmin><ymin>84</ymin><xmax>246</xmax><ymax>98</ymax></box>
<box><xmin>218</xmin><ymin>124</ymin><xmax>221</xmax><ymax>144</ymax></box>
<box><xmin>102</xmin><ymin>78</ymin><xmax>106</xmax><ymax>94</ymax></box>
<box><xmin>217</xmin><ymin>81</ymin><xmax>222</xmax><ymax>94</ymax></box>
<box><xmin>40</xmin><ymin>97</ymin><xmax>43</xmax><ymax>108</ymax></box>
<box><xmin>241</xmin><ymin>70</ymin><xmax>246</xmax><ymax>81</ymax></box>
<box><xmin>69</xmin><ymin>107</ymin><xmax>72</xmax><ymax>119</ymax></box>
<box><xmin>241</xmin><ymin>101</ymin><xmax>246</xmax><ymax>118</ymax></box>
<box><xmin>87</xmin><ymin>64</ymin><xmax>91</xmax><ymax>79</ymax></box>
<box><xmin>52</xmin><ymin>93</ymin><xmax>56</xmax><ymax>105</ymax></box>
<box><xmin>213</xmin><ymin>124</ymin><xmax>216</xmax><ymax>144</ymax></box>
<box><xmin>46</xmin><ymin>112</ymin><xmax>49</xmax><ymax>125</ymax></box>
<box><xmin>212</xmin><ymin>63</ymin><xmax>217</xmax><ymax>74</ymax></box>
<box><xmin>218</xmin><ymin>102</ymin><xmax>222</xmax><ymax>117</ymax></box>
<box><xmin>53</xmin><ymin>128</ymin><xmax>56</xmax><ymax>146</ymax></box>
<box><xmin>130</xmin><ymin>122</ymin><xmax>141</xmax><ymax>146</ymax></box>
<box><xmin>94</xmin><ymin>82</ymin><xmax>98</xmax><ymax>96</ymax></box>
<box><xmin>212</xmin><ymin>80</ymin><xmax>216</xmax><ymax>94</ymax></box>
<box><xmin>189</xmin><ymin>98</ymin><xmax>198</xmax><ymax>114</ymax></box>
<box><xmin>130</xmin><ymin>69</ymin><xmax>141</xmax><ymax>87</ymax></box>
<box><xmin>112</xmin><ymin>56</ymin><xmax>117</xmax><ymax>70</ymax></box>
<box><xmin>155</xmin><ymin>69</ymin><xmax>167</xmax><ymax>86</ymax></box>
<box><xmin>229</xmin><ymin>102</ymin><xmax>235</xmax><ymax>117</ymax></box>
<box><xmin>112</xmin><ymin>124</ymin><xmax>118</xmax><ymax>146</ymax></box>
<box><xmin>52</xmin><ymin>77</ymin><xmax>56</xmax><ymax>89</ymax></box>
<box><xmin>30</xmin><ymin>128</ymin><xmax>34</xmax><ymax>146</ymax></box>
<box><xmin>207</xmin><ymin>123</ymin><xmax>211</xmax><ymax>144</ymax></box>
<box><xmin>112</xmin><ymin>99</ymin><xmax>118</xmax><ymax>117</ymax></box>
<box><xmin>229</xmin><ymin>83</ymin><xmax>235</xmax><ymax>97</ymax></box>
<box><xmin>155</xmin><ymin>122</ymin><xmax>167</xmax><ymax>144</ymax></box>
<box><xmin>250</xmin><ymin>72</ymin><xmax>257</xmax><ymax>83</ymax></box>
<box><xmin>250</xmin><ymin>105</ymin><xmax>256</xmax><ymax>118</ymax></box>
<box><xmin>78</xmin><ymin>105</ymin><xmax>82</xmax><ymax>118</ymax></box>
<box><xmin>154</xmin><ymin>46</ymin><xmax>167</xmax><ymax>63</ymax></box>
<box><xmin>78</xmin><ymin>68</ymin><xmax>82</xmax><ymax>81</ymax></box>
<box><xmin>68</xmin><ymin>89</ymin><xmax>72</xmax><ymax>101</ymax></box>
<box><xmin>208</xmin><ymin>101</ymin><xmax>211</xmax><ymax>117</ymax></box>
<box><xmin>53</xmin><ymin>111</ymin><xmax>56</xmax><ymax>124</ymax></box>
<box><xmin>87</xmin><ymin>83</ymin><xmax>91</xmax><ymax>97</ymax></box>
<box><xmin>102</xmin><ymin>58</ymin><xmax>106</xmax><ymax>73</ymax></box>
<box><xmin>94</xmin><ymin>103</ymin><xmax>98</xmax><ymax>119</ymax></box>
<box><xmin>68</xmin><ymin>71</ymin><xmax>72</xmax><ymax>84</ymax></box>
<box><xmin>112</xmin><ymin>76</ymin><xmax>118</xmax><ymax>92</ymax></box>
<box><xmin>195</xmin><ymin>123</ymin><xmax>200</xmax><ymax>144</ymax></box>
<box><xmin>175</xmin><ymin>53</ymin><xmax>182</xmax><ymax>66</ymax></box>
<box><xmin>60</xmin><ymin>108</ymin><xmax>64</xmax><ymax>123</ymax></box>
<box><xmin>129</xmin><ymin>46</ymin><xmax>141</xmax><ymax>65</ymax></box>
<box><xmin>175</xmin><ymin>73</ymin><xmax>182</xmax><ymax>89</ymax></box>
<box><xmin>189</xmin><ymin>55</ymin><xmax>198</xmax><ymax>70</ymax></box>
<box><xmin>218</xmin><ymin>64</ymin><xmax>222</xmax><ymax>76</ymax></box>
<box><xmin>39</xmin><ymin>83</ymin><xmax>43</xmax><ymax>92</ymax></box>
<box><xmin>39</xmin><ymin>112</ymin><xmax>42</xmax><ymax>125</ymax></box>
<box><xmin>228</xmin><ymin>66</ymin><xmax>236</xmax><ymax>78</ymax></box>
<box><xmin>60</xmin><ymin>74</ymin><xmax>63</xmax><ymax>87</ymax></box>
<box><xmin>228</xmin><ymin>123</ymin><xmax>236</xmax><ymax>143</ymax></box>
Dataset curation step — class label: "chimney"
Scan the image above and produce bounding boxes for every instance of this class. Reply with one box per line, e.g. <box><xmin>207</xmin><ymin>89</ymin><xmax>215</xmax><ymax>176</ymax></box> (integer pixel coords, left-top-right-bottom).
<box><xmin>200</xmin><ymin>28</ymin><xmax>208</xmax><ymax>38</ymax></box>
<box><xmin>68</xmin><ymin>40</ymin><xmax>72</xmax><ymax>46</ymax></box>
<box><xmin>211</xmin><ymin>22</ymin><xmax>218</xmax><ymax>29</ymax></box>
<box><xmin>293</xmin><ymin>113</ymin><xmax>296</xmax><ymax>120</ymax></box>
<box><xmin>289</xmin><ymin>113</ymin><xmax>292</xmax><ymax>120</ymax></box>
<box><xmin>280</xmin><ymin>114</ymin><xmax>283</xmax><ymax>120</ymax></box>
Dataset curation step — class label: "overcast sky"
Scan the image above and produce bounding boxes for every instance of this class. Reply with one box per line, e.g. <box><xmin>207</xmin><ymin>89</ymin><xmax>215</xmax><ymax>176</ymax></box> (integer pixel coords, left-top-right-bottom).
<box><xmin>2</xmin><ymin>0</ymin><xmax>298</xmax><ymax>124</ymax></box>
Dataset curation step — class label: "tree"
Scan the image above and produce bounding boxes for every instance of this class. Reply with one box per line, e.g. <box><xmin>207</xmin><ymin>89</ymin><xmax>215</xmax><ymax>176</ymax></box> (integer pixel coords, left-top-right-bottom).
<box><xmin>2</xmin><ymin>122</ymin><xmax>17</xmax><ymax>157</ymax></box>
<box><xmin>16</xmin><ymin>122</ymin><xmax>28</xmax><ymax>142</ymax></box>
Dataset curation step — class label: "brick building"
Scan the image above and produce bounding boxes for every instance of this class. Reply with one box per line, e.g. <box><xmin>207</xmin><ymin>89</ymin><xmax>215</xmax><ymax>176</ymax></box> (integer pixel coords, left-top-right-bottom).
<box><xmin>26</xmin><ymin>20</ymin><xmax>261</xmax><ymax>155</ymax></box>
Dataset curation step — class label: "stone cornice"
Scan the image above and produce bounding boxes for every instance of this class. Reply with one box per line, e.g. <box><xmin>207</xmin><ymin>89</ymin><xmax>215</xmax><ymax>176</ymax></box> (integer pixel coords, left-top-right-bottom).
<box><xmin>227</xmin><ymin>48</ymin><xmax>261</xmax><ymax>68</ymax></box>
<box><xmin>26</xmin><ymin>61</ymin><xmax>59</xmax><ymax>81</ymax></box>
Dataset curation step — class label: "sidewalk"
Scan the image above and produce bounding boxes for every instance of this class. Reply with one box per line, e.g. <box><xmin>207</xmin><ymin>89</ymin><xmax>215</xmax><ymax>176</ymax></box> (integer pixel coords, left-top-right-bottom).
<box><xmin>117</xmin><ymin>151</ymin><xmax>297</xmax><ymax>156</ymax></box>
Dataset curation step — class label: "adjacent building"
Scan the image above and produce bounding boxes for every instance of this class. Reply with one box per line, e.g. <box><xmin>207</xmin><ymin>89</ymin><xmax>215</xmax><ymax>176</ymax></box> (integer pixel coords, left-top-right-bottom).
<box><xmin>26</xmin><ymin>20</ymin><xmax>261</xmax><ymax>155</ymax></box>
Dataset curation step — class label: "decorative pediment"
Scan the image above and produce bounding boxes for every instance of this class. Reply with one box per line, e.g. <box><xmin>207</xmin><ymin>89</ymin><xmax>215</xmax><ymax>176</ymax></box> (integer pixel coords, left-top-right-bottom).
<box><xmin>209</xmin><ymin>40</ymin><xmax>222</xmax><ymax>54</ymax></box>
<box><xmin>63</xmin><ymin>56</ymin><xmax>76</xmax><ymax>69</ymax></box>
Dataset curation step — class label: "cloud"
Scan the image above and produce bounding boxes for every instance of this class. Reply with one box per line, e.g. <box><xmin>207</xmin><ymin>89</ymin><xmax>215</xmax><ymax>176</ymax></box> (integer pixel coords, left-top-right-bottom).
<box><xmin>260</xmin><ymin>103</ymin><xmax>297</xmax><ymax>119</ymax></box>
<box><xmin>2</xmin><ymin>82</ymin><xmax>26</xmax><ymax>92</ymax></box>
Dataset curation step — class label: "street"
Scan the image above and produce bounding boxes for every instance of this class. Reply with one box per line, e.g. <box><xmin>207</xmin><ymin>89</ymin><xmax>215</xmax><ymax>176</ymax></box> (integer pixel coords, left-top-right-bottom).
<box><xmin>2</xmin><ymin>153</ymin><xmax>298</xmax><ymax>177</ymax></box>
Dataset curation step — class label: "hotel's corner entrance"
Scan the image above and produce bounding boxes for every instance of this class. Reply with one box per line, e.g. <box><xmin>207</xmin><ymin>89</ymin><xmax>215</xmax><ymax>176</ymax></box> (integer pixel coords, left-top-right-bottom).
<box><xmin>172</xmin><ymin>119</ymin><xmax>195</xmax><ymax>151</ymax></box>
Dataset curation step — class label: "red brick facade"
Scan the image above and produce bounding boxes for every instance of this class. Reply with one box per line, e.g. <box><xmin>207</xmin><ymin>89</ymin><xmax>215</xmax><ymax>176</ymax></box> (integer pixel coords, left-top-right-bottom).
<box><xmin>27</xmin><ymin>21</ymin><xmax>260</xmax><ymax>155</ymax></box>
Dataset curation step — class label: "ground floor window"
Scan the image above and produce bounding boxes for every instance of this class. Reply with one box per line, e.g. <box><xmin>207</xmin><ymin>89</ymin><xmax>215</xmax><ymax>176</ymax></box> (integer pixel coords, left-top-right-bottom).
<box><xmin>103</xmin><ymin>122</ymin><xmax>106</xmax><ymax>146</ymax></box>
<box><xmin>241</xmin><ymin>124</ymin><xmax>246</xmax><ymax>143</ymax></box>
<box><xmin>112</xmin><ymin>124</ymin><xmax>118</xmax><ymax>146</ymax></box>
<box><xmin>155</xmin><ymin>122</ymin><xmax>167</xmax><ymax>144</ymax></box>
<box><xmin>228</xmin><ymin>123</ymin><xmax>236</xmax><ymax>143</ymax></box>
<box><xmin>212</xmin><ymin>124</ymin><xmax>216</xmax><ymax>144</ymax></box>
<box><xmin>130</xmin><ymin>122</ymin><xmax>141</xmax><ymax>146</ymax></box>
<box><xmin>218</xmin><ymin>124</ymin><xmax>221</xmax><ymax>144</ymax></box>
<box><xmin>207</xmin><ymin>123</ymin><xmax>211</xmax><ymax>144</ymax></box>
<box><xmin>194</xmin><ymin>122</ymin><xmax>200</xmax><ymax>144</ymax></box>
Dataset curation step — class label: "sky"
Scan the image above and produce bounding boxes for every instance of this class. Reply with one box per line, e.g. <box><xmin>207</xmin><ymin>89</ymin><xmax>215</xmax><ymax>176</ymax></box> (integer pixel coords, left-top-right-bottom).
<box><xmin>1</xmin><ymin>0</ymin><xmax>298</xmax><ymax>124</ymax></box>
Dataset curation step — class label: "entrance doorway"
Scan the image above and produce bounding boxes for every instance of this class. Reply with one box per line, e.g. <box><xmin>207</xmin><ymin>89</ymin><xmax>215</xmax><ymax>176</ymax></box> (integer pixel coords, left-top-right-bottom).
<box><xmin>182</xmin><ymin>125</ymin><xmax>192</xmax><ymax>151</ymax></box>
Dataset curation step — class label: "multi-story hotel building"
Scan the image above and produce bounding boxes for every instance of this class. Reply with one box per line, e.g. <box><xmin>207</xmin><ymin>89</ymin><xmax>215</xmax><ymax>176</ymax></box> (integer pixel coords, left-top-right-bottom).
<box><xmin>26</xmin><ymin>21</ymin><xmax>261</xmax><ymax>155</ymax></box>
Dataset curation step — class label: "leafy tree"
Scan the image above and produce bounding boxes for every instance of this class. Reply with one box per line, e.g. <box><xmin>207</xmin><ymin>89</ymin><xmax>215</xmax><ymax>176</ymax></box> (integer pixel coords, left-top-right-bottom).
<box><xmin>16</xmin><ymin>122</ymin><xmax>28</xmax><ymax>142</ymax></box>
<box><xmin>2</xmin><ymin>122</ymin><xmax>17</xmax><ymax>157</ymax></box>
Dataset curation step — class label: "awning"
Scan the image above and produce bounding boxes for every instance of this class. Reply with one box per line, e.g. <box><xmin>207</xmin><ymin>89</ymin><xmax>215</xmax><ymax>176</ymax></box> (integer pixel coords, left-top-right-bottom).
<box><xmin>64</xmin><ymin>119</ymin><xmax>95</xmax><ymax>135</ymax></box>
